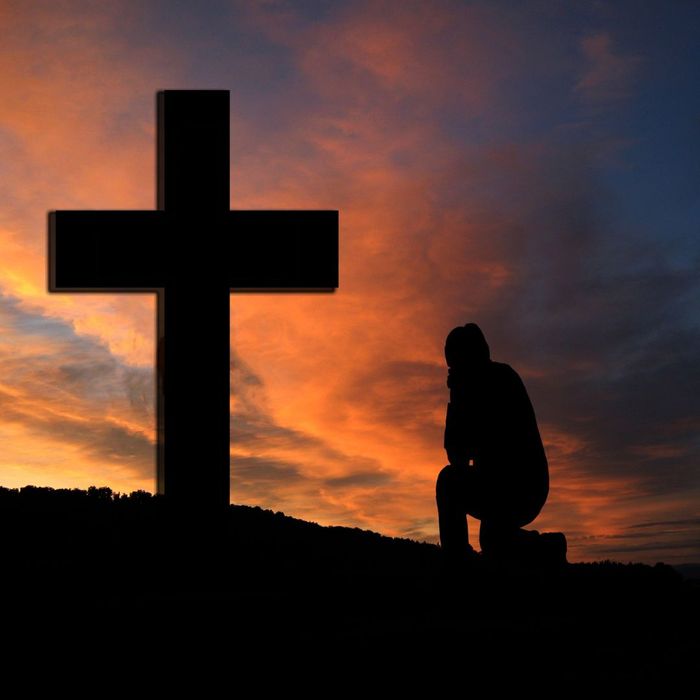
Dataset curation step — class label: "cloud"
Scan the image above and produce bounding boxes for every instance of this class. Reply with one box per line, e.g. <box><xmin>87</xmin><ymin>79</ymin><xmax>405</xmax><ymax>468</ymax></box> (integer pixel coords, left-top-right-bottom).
<box><xmin>231</xmin><ymin>349</ymin><xmax>401</xmax><ymax>528</ymax></box>
<box><xmin>0</xmin><ymin>1</ymin><xmax>696</xmax><ymax>564</ymax></box>
<box><xmin>575</xmin><ymin>32</ymin><xmax>642</xmax><ymax>104</ymax></box>
<box><xmin>0</xmin><ymin>290</ymin><xmax>154</xmax><ymax>491</ymax></box>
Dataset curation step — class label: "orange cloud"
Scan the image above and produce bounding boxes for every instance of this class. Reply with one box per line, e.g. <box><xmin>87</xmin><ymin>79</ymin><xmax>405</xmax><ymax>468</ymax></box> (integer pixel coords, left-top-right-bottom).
<box><xmin>575</xmin><ymin>32</ymin><xmax>642</xmax><ymax>104</ymax></box>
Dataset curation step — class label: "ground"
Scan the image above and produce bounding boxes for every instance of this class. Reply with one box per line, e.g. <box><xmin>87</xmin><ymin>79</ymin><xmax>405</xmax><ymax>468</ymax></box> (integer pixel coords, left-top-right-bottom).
<box><xmin>1</xmin><ymin>485</ymin><xmax>697</xmax><ymax>685</ymax></box>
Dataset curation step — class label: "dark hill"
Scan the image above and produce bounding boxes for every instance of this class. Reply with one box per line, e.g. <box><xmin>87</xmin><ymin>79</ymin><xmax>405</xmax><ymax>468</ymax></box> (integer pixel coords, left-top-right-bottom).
<box><xmin>1</xmin><ymin>485</ymin><xmax>697</xmax><ymax>683</ymax></box>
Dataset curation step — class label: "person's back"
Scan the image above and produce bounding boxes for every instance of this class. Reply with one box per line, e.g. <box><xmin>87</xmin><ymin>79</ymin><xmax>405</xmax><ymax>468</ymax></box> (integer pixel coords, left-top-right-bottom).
<box><xmin>445</xmin><ymin>357</ymin><xmax>548</xmax><ymax>525</ymax></box>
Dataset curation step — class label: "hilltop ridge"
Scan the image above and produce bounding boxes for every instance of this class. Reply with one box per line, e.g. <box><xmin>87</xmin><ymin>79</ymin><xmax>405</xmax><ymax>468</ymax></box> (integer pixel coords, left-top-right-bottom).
<box><xmin>0</xmin><ymin>485</ymin><xmax>697</xmax><ymax>681</ymax></box>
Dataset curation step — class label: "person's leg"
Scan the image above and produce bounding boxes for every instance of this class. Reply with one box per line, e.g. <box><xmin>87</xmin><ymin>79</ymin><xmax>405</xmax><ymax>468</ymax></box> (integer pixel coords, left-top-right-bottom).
<box><xmin>479</xmin><ymin>519</ymin><xmax>520</xmax><ymax>555</ymax></box>
<box><xmin>436</xmin><ymin>464</ymin><xmax>479</xmax><ymax>558</ymax></box>
<box><xmin>476</xmin><ymin>467</ymin><xmax>549</xmax><ymax>557</ymax></box>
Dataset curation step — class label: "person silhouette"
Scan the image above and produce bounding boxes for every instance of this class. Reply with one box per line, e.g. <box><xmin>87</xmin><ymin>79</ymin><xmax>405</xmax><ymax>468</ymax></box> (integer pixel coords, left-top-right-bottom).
<box><xmin>435</xmin><ymin>323</ymin><xmax>558</xmax><ymax>564</ymax></box>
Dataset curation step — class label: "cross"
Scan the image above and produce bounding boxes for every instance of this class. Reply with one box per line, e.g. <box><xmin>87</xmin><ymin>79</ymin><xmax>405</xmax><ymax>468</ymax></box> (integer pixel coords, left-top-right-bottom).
<box><xmin>49</xmin><ymin>90</ymin><xmax>338</xmax><ymax>510</ymax></box>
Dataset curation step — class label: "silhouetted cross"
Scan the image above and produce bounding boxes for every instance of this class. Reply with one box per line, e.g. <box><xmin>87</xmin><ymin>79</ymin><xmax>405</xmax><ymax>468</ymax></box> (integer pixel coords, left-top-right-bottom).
<box><xmin>49</xmin><ymin>91</ymin><xmax>338</xmax><ymax>509</ymax></box>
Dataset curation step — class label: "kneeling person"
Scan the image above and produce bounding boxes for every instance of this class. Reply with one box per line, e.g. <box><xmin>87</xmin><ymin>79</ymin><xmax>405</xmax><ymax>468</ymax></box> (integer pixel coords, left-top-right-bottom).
<box><xmin>435</xmin><ymin>323</ymin><xmax>565</xmax><ymax>565</ymax></box>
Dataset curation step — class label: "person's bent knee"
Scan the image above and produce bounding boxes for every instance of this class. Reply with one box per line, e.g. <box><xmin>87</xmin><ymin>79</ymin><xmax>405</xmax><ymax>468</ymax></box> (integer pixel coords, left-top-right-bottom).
<box><xmin>436</xmin><ymin>463</ymin><xmax>453</xmax><ymax>488</ymax></box>
<box><xmin>436</xmin><ymin>464</ymin><xmax>456</xmax><ymax>504</ymax></box>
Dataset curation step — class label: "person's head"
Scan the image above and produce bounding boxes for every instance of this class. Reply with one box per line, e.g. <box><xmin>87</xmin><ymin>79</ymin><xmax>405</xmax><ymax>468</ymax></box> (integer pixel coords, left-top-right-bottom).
<box><xmin>444</xmin><ymin>323</ymin><xmax>490</xmax><ymax>369</ymax></box>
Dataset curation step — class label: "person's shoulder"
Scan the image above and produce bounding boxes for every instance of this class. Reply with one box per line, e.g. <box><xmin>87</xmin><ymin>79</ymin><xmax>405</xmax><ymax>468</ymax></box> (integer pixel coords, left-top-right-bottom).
<box><xmin>490</xmin><ymin>361</ymin><xmax>518</xmax><ymax>376</ymax></box>
<box><xmin>490</xmin><ymin>362</ymin><xmax>524</xmax><ymax>385</ymax></box>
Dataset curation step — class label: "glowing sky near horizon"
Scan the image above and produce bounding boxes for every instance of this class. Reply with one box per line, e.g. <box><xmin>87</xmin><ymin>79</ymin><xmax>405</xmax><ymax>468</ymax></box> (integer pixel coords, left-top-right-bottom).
<box><xmin>0</xmin><ymin>0</ymin><xmax>698</xmax><ymax>564</ymax></box>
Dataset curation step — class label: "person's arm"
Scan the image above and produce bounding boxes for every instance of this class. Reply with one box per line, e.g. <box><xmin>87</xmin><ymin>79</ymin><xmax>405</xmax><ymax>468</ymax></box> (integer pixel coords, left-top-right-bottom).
<box><xmin>444</xmin><ymin>397</ymin><xmax>469</xmax><ymax>467</ymax></box>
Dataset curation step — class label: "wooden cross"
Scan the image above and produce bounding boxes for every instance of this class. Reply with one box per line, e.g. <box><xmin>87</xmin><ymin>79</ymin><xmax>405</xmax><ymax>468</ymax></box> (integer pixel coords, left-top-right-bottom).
<box><xmin>49</xmin><ymin>90</ymin><xmax>338</xmax><ymax>509</ymax></box>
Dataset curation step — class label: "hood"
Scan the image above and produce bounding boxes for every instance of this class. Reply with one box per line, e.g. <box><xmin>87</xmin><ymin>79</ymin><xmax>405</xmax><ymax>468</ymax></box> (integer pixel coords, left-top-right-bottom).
<box><xmin>444</xmin><ymin>323</ymin><xmax>491</xmax><ymax>369</ymax></box>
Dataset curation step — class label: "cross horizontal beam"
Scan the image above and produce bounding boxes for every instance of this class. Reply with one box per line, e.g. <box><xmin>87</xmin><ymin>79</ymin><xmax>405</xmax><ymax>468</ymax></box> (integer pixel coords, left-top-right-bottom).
<box><xmin>49</xmin><ymin>210</ymin><xmax>338</xmax><ymax>291</ymax></box>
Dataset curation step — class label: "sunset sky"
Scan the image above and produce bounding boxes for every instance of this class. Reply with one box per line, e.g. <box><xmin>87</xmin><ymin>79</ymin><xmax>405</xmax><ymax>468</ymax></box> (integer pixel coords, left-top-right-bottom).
<box><xmin>0</xmin><ymin>0</ymin><xmax>698</xmax><ymax>564</ymax></box>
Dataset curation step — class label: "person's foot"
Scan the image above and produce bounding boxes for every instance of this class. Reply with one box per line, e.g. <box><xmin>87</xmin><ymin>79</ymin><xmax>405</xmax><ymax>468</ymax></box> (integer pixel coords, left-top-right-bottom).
<box><xmin>463</xmin><ymin>543</ymin><xmax>480</xmax><ymax>564</ymax></box>
<box><xmin>440</xmin><ymin>543</ymin><xmax>481</xmax><ymax>575</ymax></box>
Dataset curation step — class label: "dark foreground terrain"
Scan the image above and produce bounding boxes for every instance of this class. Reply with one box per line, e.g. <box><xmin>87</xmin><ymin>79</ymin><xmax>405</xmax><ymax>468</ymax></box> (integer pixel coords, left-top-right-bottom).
<box><xmin>1</xmin><ymin>485</ymin><xmax>697</xmax><ymax>684</ymax></box>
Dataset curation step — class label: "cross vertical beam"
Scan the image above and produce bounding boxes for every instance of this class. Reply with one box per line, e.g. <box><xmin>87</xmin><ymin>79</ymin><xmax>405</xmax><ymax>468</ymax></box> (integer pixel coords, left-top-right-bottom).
<box><xmin>156</xmin><ymin>91</ymin><xmax>231</xmax><ymax>508</ymax></box>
